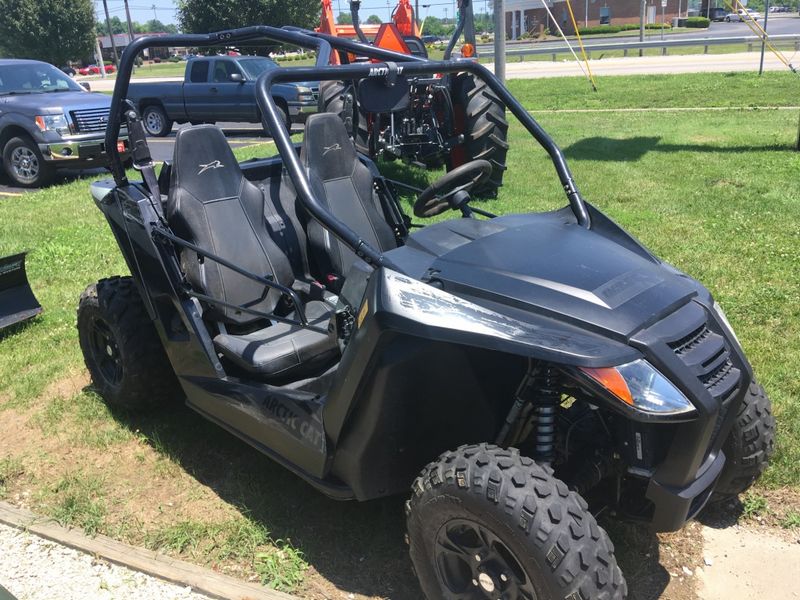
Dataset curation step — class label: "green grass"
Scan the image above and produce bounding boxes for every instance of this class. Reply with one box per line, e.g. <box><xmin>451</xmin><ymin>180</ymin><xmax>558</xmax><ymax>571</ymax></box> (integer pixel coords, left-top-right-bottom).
<box><xmin>45</xmin><ymin>472</ymin><xmax>107</xmax><ymax>535</ymax></box>
<box><xmin>506</xmin><ymin>70</ymin><xmax>799</xmax><ymax>109</ymax></box>
<box><xmin>0</xmin><ymin>71</ymin><xmax>799</xmax><ymax>593</ymax></box>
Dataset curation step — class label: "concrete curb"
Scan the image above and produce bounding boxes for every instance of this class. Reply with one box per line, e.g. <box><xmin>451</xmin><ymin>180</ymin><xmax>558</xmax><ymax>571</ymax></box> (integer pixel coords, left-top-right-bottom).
<box><xmin>0</xmin><ymin>502</ymin><xmax>298</xmax><ymax>600</ymax></box>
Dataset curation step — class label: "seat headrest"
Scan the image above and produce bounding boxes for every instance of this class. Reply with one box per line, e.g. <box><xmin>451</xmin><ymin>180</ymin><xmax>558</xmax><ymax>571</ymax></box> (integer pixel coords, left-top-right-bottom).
<box><xmin>170</xmin><ymin>125</ymin><xmax>243</xmax><ymax>201</ymax></box>
<box><xmin>300</xmin><ymin>113</ymin><xmax>358</xmax><ymax>181</ymax></box>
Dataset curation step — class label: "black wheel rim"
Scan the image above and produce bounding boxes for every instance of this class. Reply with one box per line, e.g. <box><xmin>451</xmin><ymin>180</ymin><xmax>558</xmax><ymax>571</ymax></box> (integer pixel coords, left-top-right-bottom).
<box><xmin>88</xmin><ymin>316</ymin><xmax>123</xmax><ymax>387</ymax></box>
<box><xmin>434</xmin><ymin>519</ymin><xmax>538</xmax><ymax>600</ymax></box>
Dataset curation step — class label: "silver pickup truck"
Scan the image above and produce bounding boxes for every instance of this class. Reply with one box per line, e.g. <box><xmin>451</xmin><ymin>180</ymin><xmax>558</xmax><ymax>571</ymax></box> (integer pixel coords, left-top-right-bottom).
<box><xmin>0</xmin><ymin>59</ymin><xmax>129</xmax><ymax>188</ymax></box>
<box><xmin>127</xmin><ymin>55</ymin><xmax>318</xmax><ymax>136</ymax></box>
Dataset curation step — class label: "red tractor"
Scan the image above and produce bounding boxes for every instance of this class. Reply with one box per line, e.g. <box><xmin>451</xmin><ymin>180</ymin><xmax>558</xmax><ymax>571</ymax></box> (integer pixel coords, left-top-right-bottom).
<box><xmin>317</xmin><ymin>0</ymin><xmax>508</xmax><ymax>197</ymax></box>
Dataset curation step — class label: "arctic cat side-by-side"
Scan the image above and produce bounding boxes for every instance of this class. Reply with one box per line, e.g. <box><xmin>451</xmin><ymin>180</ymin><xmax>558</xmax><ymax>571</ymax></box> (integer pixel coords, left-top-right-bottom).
<box><xmin>78</xmin><ymin>27</ymin><xmax>775</xmax><ymax>599</ymax></box>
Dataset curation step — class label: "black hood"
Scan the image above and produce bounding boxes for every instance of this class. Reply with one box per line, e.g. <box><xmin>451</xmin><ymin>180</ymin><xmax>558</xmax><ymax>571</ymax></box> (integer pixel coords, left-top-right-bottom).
<box><xmin>386</xmin><ymin>210</ymin><xmax>701</xmax><ymax>340</ymax></box>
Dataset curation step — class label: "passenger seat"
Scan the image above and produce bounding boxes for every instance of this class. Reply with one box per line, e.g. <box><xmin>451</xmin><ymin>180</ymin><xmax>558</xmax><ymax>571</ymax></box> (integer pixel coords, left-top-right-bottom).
<box><xmin>165</xmin><ymin>125</ymin><xmax>338</xmax><ymax>381</ymax></box>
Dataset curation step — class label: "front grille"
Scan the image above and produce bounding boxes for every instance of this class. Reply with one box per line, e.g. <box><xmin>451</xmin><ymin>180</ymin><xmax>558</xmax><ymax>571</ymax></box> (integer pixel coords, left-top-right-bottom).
<box><xmin>310</xmin><ymin>86</ymin><xmax>319</xmax><ymax>101</ymax></box>
<box><xmin>70</xmin><ymin>108</ymin><xmax>111</xmax><ymax>133</ymax></box>
<box><xmin>667</xmin><ymin>309</ymin><xmax>742</xmax><ymax>452</ymax></box>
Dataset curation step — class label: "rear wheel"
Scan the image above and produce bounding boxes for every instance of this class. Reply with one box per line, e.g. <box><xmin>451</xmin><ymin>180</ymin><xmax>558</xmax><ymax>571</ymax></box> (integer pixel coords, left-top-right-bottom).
<box><xmin>77</xmin><ymin>276</ymin><xmax>180</xmax><ymax>411</ymax></box>
<box><xmin>2</xmin><ymin>136</ymin><xmax>55</xmax><ymax>188</ymax></box>
<box><xmin>142</xmin><ymin>104</ymin><xmax>173</xmax><ymax>137</ymax></box>
<box><xmin>407</xmin><ymin>444</ymin><xmax>627</xmax><ymax>600</ymax></box>
<box><xmin>451</xmin><ymin>74</ymin><xmax>509</xmax><ymax>198</ymax></box>
<box><xmin>711</xmin><ymin>381</ymin><xmax>776</xmax><ymax>502</ymax></box>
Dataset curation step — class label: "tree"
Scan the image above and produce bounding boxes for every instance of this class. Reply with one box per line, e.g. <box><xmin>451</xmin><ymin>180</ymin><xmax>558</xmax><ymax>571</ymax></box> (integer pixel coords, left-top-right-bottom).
<box><xmin>366</xmin><ymin>14</ymin><xmax>382</xmax><ymax>24</ymax></box>
<box><xmin>96</xmin><ymin>16</ymin><xmax>128</xmax><ymax>35</ymax></box>
<box><xmin>178</xmin><ymin>0</ymin><xmax>320</xmax><ymax>34</ymax></box>
<box><xmin>337</xmin><ymin>13</ymin><xmax>353</xmax><ymax>24</ymax></box>
<box><xmin>0</xmin><ymin>0</ymin><xmax>96</xmax><ymax>65</ymax></box>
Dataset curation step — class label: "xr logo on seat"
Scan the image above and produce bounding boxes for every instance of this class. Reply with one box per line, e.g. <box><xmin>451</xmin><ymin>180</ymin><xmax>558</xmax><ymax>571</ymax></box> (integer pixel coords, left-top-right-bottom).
<box><xmin>197</xmin><ymin>160</ymin><xmax>224</xmax><ymax>175</ymax></box>
<box><xmin>322</xmin><ymin>144</ymin><xmax>341</xmax><ymax>156</ymax></box>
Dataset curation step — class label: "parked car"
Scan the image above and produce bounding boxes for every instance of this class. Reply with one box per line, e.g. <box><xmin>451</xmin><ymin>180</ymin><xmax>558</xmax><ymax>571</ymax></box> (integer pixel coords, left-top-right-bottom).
<box><xmin>77</xmin><ymin>64</ymin><xmax>116</xmax><ymax>76</ymax></box>
<box><xmin>709</xmin><ymin>7</ymin><xmax>728</xmax><ymax>21</ymax></box>
<box><xmin>127</xmin><ymin>55</ymin><xmax>318</xmax><ymax>136</ymax></box>
<box><xmin>725</xmin><ymin>9</ymin><xmax>761</xmax><ymax>21</ymax></box>
<box><xmin>0</xmin><ymin>59</ymin><xmax>129</xmax><ymax>187</ymax></box>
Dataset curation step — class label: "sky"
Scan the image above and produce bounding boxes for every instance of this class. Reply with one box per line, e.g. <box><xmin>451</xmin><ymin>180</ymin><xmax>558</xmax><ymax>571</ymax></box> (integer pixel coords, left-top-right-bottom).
<box><xmin>92</xmin><ymin>0</ymin><xmax>469</xmax><ymax>30</ymax></box>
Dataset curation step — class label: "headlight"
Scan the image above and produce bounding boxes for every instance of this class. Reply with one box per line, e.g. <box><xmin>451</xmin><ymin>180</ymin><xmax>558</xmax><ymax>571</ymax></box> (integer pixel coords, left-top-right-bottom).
<box><xmin>713</xmin><ymin>301</ymin><xmax>740</xmax><ymax>347</ymax></box>
<box><xmin>579</xmin><ymin>359</ymin><xmax>696</xmax><ymax>416</ymax></box>
<box><xmin>296</xmin><ymin>87</ymin><xmax>315</xmax><ymax>101</ymax></box>
<box><xmin>35</xmin><ymin>114</ymin><xmax>70</xmax><ymax>134</ymax></box>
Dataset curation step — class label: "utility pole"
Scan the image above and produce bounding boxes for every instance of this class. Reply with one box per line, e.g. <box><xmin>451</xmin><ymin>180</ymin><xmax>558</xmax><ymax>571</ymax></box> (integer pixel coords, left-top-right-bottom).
<box><xmin>94</xmin><ymin>37</ymin><xmax>107</xmax><ymax>78</ymax></box>
<box><xmin>493</xmin><ymin>0</ymin><xmax>505</xmax><ymax>83</ymax></box>
<box><xmin>102</xmin><ymin>0</ymin><xmax>119</xmax><ymax>67</ymax></box>
<box><xmin>123</xmin><ymin>0</ymin><xmax>136</xmax><ymax>70</ymax></box>
<box><xmin>415</xmin><ymin>0</ymin><xmax>420</xmax><ymax>27</ymax></box>
<box><xmin>639</xmin><ymin>0</ymin><xmax>646</xmax><ymax>57</ymax></box>
<box><xmin>759</xmin><ymin>0</ymin><xmax>770</xmax><ymax>75</ymax></box>
<box><xmin>585</xmin><ymin>0</ymin><xmax>588</xmax><ymax>27</ymax></box>
<box><xmin>152</xmin><ymin>4</ymin><xmax>157</xmax><ymax>21</ymax></box>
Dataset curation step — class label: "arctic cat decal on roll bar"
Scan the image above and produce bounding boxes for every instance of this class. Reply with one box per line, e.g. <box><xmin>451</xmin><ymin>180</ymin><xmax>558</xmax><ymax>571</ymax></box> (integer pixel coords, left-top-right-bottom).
<box><xmin>369</xmin><ymin>66</ymin><xmax>404</xmax><ymax>77</ymax></box>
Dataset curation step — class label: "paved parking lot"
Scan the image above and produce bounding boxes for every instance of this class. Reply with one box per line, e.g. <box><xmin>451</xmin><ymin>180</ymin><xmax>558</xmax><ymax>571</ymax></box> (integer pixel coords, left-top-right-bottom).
<box><xmin>0</xmin><ymin>122</ymin><xmax>284</xmax><ymax>197</ymax></box>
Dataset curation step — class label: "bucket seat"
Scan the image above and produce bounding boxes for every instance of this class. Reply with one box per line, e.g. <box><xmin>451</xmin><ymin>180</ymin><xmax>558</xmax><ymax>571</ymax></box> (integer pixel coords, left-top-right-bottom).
<box><xmin>300</xmin><ymin>113</ymin><xmax>399</xmax><ymax>280</ymax></box>
<box><xmin>165</xmin><ymin>124</ymin><xmax>338</xmax><ymax>381</ymax></box>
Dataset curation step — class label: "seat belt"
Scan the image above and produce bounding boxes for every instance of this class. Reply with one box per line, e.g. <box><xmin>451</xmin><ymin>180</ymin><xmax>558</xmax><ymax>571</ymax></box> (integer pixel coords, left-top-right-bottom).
<box><xmin>123</xmin><ymin>103</ymin><xmax>165</xmax><ymax>221</ymax></box>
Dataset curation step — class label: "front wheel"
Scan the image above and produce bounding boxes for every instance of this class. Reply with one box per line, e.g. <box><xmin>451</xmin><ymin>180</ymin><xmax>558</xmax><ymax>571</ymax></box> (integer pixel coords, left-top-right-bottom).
<box><xmin>711</xmin><ymin>381</ymin><xmax>776</xmax><ymax>502</ymax></box>
<box><xmin>407</xmin><ymin>444</ymin><xmax>627</xmax><ymax>600</ymax></box>
<box><xmin>2</xmin><ymin>136</ymin><xmax>55</xmax><ymax>188</ymax></box>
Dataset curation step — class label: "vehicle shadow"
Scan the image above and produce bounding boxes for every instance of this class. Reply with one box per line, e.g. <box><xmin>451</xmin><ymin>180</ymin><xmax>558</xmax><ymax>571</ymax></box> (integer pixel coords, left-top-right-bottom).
<box><xmin>106</xmin><ymin>399</ymin><xmax>675</xmax><ymax>599</ymax></box>
<box><xmin>564</xmin><ymin>136</ymin><xmax>791</xmax><ymax>161</ymax></box>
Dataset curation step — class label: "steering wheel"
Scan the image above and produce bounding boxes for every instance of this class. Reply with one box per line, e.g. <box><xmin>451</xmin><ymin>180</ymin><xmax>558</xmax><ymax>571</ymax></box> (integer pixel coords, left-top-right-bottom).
<box><xmin>414</xmin><ymin>160</ymin><xmax>492</xmax><ymax>218</ymax></box>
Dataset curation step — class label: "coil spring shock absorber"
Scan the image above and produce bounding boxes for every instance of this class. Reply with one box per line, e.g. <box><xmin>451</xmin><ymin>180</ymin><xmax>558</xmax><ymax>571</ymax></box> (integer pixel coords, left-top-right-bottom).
<box><xmin>533</xmin><ymin>365</ymin><xmax>559</xmax><ymax>465</ymax></box>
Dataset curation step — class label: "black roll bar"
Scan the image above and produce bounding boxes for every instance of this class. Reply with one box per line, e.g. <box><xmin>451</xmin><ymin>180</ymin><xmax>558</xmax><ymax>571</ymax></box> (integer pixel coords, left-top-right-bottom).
<box><xmin>105</xmin><ymin>26</ymin><xmax>333</xmax><ymax>184</ymax></box>
<box><xmin>106</xmin><ymin>26</ymin><xmax>590</xmax><ymax>278</ymax></box>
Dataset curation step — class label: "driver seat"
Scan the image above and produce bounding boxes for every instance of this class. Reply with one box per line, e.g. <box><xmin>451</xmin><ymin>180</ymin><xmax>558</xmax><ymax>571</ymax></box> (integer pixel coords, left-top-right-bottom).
<box><xmin>300</xmin><ymin>113</ymin><xmax>399</xmax><ymax>280</ymax></box>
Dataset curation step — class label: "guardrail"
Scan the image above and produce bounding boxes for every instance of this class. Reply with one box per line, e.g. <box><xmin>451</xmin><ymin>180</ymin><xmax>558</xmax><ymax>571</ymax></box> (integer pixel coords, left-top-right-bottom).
<box><xmin>476</xmin><ymin>34</ymin><xmax>800</xmax><ymax>60</ymax></box>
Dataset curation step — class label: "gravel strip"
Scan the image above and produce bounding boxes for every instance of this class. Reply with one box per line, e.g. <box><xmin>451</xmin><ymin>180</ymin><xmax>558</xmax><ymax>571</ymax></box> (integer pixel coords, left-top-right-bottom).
<box><xmin>0</xmin><ymin>522</ymin><xmax>211</xmax><ymax>600</ymax></box>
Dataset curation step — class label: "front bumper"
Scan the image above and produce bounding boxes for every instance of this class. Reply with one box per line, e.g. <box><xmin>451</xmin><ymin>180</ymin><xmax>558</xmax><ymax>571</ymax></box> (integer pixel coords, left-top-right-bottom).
<box><xmin>630</xmin><ymin>299</ymin><xmax>753</xmax><ymax>532</ymax></box>
<box><xmin>40</xmin><ymin>136</ymin><xmax>129</xmax><ymax>165</ymax></box>
<box><xmin>647</xmin><ymin>450</ymin><xmax>725</xmax><ymax>531</ymax></box>
<box><xmin>287</xmin><ymin>101</ymin><xmax>317</xmax><ymax>123</ymax></box>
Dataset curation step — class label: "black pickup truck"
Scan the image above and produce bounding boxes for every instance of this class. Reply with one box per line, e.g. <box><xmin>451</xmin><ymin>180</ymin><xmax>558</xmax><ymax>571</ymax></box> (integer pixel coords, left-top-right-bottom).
<box><xmin>127</xmin><ymin>55</ymin><xmax>318</xmax><ymax>136</ymax></box>
<box><xmin>0</xmin><ymin>59</ymin><xmax>129</xmax><ymax>187</ymax></box>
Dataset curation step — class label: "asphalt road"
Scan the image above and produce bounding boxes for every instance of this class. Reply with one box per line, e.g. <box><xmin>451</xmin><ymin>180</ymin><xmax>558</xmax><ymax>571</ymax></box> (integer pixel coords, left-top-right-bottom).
<box><xmin>0</xmin><ymin>122</ymin><xmax>282</xmax><ymax>197</ymax></box>
<box><xmin>478</xmin><ymin>13</ymin><xmax>800</xmax><ymax>51</ymax></box>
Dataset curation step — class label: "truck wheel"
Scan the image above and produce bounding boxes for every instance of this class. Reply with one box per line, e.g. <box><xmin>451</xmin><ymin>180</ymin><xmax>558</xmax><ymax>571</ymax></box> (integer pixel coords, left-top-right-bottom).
<box><xmin>319</xmin><ymin>80</ymin><xmax>370</xmax><ymax>155</ymax></box>
<box><xmin>407</xmin><ymin>444</ymin><xmax>626</xmax><ymax>600</ymax></box>
<box><xmin>451</xmin><ymin>74</ymin><xmax>509</xmax><ymax>198</ymax></box>
<box><xmin>2</xmin><ymin>136</ymin><xmax>55</xmax><ymax>188</ymax></box>
<box><xmin>142</xmin><ymin>104</ymin><xmax>173</xmax><ymax>137</ymax></box>
<box><xmin>711</xmin><ymin>381</ymin><xmax>776</xmax><ymax>502</ymax></box>
<box><xmin>77</xmin><ymin>276</ymin><xmax>180</xmax><ymax>411</ymax></box>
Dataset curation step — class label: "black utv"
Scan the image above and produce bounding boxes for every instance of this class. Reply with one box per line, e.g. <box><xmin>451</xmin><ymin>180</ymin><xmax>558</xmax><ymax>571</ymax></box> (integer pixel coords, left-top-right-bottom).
<box><xmin>77</xmin><ymin>26</ymin><xmax>775</xmax><ymax>600</ymax></box>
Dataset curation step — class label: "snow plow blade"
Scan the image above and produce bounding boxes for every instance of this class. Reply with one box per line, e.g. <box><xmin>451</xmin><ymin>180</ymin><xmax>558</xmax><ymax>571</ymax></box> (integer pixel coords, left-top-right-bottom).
<box><xmin>0</xmin><ymin>253</ymin><xmax>42</xmax><ymax>332</ymax></box>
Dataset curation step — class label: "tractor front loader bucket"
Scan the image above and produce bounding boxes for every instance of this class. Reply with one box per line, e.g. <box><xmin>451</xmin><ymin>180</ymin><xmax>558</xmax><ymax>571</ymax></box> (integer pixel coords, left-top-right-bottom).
<box><xmin>0</xmin><ymin>253</ymin><xmax>42</xmax><ymax>332</ymax></box>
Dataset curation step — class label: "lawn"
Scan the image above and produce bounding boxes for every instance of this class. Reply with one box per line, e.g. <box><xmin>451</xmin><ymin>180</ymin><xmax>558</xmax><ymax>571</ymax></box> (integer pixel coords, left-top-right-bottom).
<box><xmin>1</xmin><ymin>71</ymin><xmax>799</xmax><ymax>598</ymax></box>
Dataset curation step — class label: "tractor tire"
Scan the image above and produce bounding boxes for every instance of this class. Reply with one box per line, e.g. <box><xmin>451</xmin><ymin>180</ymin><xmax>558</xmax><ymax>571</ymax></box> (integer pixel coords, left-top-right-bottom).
<box><xmin>77</xmin><ymin>276</ymin><xmax>181</xmax><ymax>411</ymax></box>
<box><xmin>407</xmin><ymin>444</ymin><xmax>627</xmax><ymax>600</ymax></box>
<box><xmin>319</xmin><ymin>80</ymin><xmax>370</xmax><ymax>155</ymax></box>
<box><xmin>711</xmin><ymin>381</ymin><xmax>776</xmax><ymax>502</ymax></box>
<box><xmin>451</xmin><ymin>73</ymin><xmax>509</xmax><ymax>198</ymax></box>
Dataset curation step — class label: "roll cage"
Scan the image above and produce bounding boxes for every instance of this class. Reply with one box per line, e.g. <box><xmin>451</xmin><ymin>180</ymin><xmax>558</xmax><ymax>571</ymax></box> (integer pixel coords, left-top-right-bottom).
<box><xmin>106</xmin><ymin>27</ymin><xmax>591</xmax><ymax>246</ymax></box>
